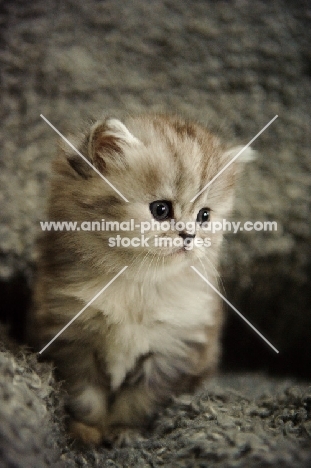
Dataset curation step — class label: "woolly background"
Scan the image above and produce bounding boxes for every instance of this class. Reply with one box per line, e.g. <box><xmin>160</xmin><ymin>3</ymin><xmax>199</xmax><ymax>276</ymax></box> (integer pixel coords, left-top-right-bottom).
<box><xmin>0</xmin><ymin>0</ymin><xmax>310</xmax><ymax>466</ymax></box>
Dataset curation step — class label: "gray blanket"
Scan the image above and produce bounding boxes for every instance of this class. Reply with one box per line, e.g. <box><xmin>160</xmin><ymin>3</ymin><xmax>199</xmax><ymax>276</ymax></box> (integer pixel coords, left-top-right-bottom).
<box><xmin>1</xmin><ymin>327</ymin><xmax>310</xmax><ymax>467</ymax></box>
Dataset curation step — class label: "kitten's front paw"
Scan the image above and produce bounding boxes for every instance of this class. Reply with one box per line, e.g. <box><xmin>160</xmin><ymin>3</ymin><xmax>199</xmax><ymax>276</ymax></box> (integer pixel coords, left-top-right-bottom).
<box><xmin>69</xmin><ymin>420</ymin><xmax>102</xmax><ymax>445</ymax></box>
<box><xmin>103</xmin><ymin>427</ymin><xmax>145</xmax><ymax>448</ymax></box>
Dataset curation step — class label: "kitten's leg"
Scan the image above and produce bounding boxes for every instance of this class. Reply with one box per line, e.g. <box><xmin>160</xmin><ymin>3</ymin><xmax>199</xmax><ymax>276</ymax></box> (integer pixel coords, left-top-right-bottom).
<box><xmin>40</xmin><ymin>348</ymin><xmax>107</xmax><ymax>444</ymax></box>
<box><xmin>104</xmin><ymin>383</ymin><xmax>156</xmax><ymax>447</ymax></box>
<box><xmin>67</xmin><ymin>385</ymin><xmax>107</xmax><ymax>445</ymax></box>
<box><xmin>101</xmin><ymin>353</ymin><xmax>191</xmax><ymax>447</ymax></box>
<box><xmin>103</xmin><ymin>334</ymin><xmax>221</xmax><ymax>447</ymax></box>
<box><xmin>47</xmin><ymin>337</ymin><xmax>109</xmax><ymax>445</ymax></box>
<box><xmin>32</xmin><ymin>296</ymin><xmax>110</xmax><ymax>444</ymax></box>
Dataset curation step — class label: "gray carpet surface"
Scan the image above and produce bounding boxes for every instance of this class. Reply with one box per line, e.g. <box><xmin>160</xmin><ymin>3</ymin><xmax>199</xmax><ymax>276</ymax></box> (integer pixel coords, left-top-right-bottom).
<box><xmin>1</xmin><ymin>326</ymin><xmax>311</xmax><ymax>468</ymax></box>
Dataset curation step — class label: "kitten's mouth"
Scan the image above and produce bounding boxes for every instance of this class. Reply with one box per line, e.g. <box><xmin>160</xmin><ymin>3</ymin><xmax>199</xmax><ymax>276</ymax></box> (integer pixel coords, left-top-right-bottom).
<box><xmin>165</xmin><ymin>247</ymin><xmax>188</xmax><ymax>257</ymax></box>
<box><xmin>151</xmin><ymin>247</ymin><xmax>186</xmax><ymax>258</ymax></box>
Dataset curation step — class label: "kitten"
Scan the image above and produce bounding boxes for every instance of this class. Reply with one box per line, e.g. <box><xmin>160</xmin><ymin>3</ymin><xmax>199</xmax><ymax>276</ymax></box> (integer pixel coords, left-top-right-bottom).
<box><xmin>29</xmin><ymin>114</ymin><xmax>251</xmax><ymax>446</ymax></box>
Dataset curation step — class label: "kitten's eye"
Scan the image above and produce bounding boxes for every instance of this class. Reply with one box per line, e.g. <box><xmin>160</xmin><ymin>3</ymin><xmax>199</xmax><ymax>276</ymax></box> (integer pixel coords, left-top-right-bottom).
<box><xmin>149</xmin><ymin>200</ymin><xmax>173</xmax><ymax>220</ymax></box>
<box><xmin>197</xmin><ymin>208</ymin><xmax>210</xmax><ymax>224</ymax></box>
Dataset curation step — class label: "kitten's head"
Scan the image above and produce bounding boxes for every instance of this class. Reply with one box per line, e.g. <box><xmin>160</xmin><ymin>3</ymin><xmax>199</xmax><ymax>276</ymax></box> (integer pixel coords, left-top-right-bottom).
<box><xmin>52</xmin><ymin>114</ymin><xmax>253</xmax><ymax>280</ymax></box>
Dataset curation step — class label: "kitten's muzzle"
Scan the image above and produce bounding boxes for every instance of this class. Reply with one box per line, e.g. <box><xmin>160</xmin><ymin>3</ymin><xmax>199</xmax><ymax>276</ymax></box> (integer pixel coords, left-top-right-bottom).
<box><xmin>178</xmin><ymin>231</ymin><xmax>196</xmax><ymax>240</ymax></box>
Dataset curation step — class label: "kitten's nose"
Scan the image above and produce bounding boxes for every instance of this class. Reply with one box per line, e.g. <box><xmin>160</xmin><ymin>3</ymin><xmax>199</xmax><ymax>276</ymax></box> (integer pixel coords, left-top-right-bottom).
<box><xmin>178</xmin><ymin>231</ymin><xmax>196</xmax><ymax>240</ymax></box>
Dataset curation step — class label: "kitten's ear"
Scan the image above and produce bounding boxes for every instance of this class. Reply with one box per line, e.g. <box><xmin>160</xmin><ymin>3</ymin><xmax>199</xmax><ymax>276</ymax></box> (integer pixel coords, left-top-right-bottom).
<box><xmin>88</xmin><ymin>118</ymin><xmax>141</xmax><ymax>173</ymax></box>
<box><xmin>220</xmin><ymin>145</ymin><xmax>256</xmax><ymax>182</ymax></box>
<box><xmin>222</xmin><ymin>145</ymin><xmax>256</xmax><ymax>165</ymax></box>
<box><xmin>216</xmin><ymin>145</ymin><xmax>256</xmax><ymax>215</ymax></box>
<box><xmin>63</xmin><ymin>119</ymin><xmax>141</xmax><ymax>178</ymax></box>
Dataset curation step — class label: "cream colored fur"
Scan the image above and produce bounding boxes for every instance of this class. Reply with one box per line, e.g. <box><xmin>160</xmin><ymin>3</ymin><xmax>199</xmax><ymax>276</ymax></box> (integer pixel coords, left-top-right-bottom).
<box><xmin>29</xmin><ymin>114</ymin><xmax>250</xmax><ymax>446</ymax></box>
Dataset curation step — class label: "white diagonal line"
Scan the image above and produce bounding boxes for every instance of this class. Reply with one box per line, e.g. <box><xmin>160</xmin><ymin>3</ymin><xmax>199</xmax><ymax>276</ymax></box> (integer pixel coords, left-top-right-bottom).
<box><xmin>39</xmin><ymin>266</ymin><xmax>128</xmax><ymax>354</ymax></box>
<box><xmin>191</xmin><ymin>266</ymin><xmax>279</xmax><ymax>353</ymax></box>
<box><xmin>190</xmin><ymin>115</ymin><xmax>278</xmax><ymax>202</ymax></box>
<box><xmin>40</xmin><ymin>114</ymin><xmax>129</xmax><ymax>203</ymax></box>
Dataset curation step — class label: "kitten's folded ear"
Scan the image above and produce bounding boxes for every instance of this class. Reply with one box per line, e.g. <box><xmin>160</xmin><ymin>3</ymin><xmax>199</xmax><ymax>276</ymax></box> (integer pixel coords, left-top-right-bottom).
<box><xmin>223</xmin><ymin>145</ymin><xmax>256</xmax><ymax>165</ymax></box>
<box><xmin>88</xmin><ymin>118</ymin><xmax>141</xmax><ymax>173</ymax></box>
<box><xmin>220</xmin><ymin>144</ymin><xmax>256</xmax><ymax>180</ymax></box>
<box><xmin>214</xmin><ymin>145</ymin><xmax>256</xmax><ymax>216</ymax></box>
<box><xmin>65</xmin><ymin>119</ymin><xmax>141</xmax><ymax>178</ymax></box>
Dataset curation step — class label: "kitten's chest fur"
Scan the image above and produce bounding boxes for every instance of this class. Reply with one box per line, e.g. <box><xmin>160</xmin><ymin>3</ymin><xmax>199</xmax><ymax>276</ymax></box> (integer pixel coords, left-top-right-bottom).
<box><xmin>88</xmin><ymin>269</ymin><xmax>218</xmax><ymax>390</ymax></box>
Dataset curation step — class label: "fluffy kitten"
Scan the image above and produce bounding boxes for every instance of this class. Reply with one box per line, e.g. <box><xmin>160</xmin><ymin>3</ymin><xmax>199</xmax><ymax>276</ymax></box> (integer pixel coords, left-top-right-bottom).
<box><xmin>29</xmin><ymin>114</ymin><xmax>250</xmax><ymax>446</ymax></box>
